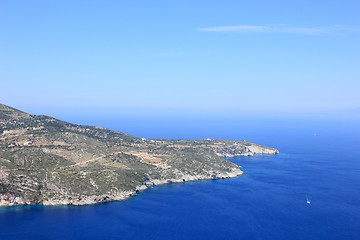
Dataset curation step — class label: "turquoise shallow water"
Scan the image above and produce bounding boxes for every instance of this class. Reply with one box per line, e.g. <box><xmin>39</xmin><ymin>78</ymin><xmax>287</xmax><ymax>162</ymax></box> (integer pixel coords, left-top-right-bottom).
<box><xmin>1</xmin><ymin>117</ymin><xmax>359</xmax><ymax>239</ymax></box>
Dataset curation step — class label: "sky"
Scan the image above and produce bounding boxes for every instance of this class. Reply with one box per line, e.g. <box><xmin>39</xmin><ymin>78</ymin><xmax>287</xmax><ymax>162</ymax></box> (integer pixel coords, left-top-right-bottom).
<box><xmin>0</xmin><ymin>0</ymin><xmax>359</xmax><ymax>118</ymax></box>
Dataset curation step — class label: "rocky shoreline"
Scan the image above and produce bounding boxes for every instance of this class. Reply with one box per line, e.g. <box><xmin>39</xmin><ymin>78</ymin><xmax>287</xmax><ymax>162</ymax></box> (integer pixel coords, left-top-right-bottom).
<box><xmin>0</xmin><ymin>168</ymin><xmax>243</xmax><ymax>207</ymax></box>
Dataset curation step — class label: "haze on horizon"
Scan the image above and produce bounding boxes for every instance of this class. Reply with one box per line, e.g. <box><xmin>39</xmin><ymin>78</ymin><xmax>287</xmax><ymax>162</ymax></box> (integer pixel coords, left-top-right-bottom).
<box><xmin>0</xmin><ymin>0</ymin><xmax>359</xmax><ymax>117</ymax></box>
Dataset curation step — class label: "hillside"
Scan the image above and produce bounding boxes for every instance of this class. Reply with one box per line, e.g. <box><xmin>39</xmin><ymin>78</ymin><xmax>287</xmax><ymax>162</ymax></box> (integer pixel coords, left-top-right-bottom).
<box><xmin>0</xmin><ymin>104</ymin><xmax>278</xmax><ymax>206</ymax></box>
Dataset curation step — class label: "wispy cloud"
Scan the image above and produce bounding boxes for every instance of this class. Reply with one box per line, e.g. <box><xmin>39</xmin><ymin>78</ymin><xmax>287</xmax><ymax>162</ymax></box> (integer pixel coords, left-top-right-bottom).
<box><xmin>197</xmin><ymin>24</ymin><xmax>358</xmax><ymax>35</ymax></box>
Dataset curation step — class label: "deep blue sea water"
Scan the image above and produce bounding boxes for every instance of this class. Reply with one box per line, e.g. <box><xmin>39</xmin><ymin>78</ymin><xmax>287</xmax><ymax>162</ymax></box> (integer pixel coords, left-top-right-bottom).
<box><xmin>1</xmin><ymin>116</ymin><xmax>359</xmax><ymax>240</ymax></box>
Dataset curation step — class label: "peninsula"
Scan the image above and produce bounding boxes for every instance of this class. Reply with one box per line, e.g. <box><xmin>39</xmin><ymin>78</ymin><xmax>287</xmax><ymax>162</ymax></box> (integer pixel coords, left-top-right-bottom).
<box><xmin>0</xmin><ymin>104</ymin><xmax>278</xmax><ymax>206</ymax></box>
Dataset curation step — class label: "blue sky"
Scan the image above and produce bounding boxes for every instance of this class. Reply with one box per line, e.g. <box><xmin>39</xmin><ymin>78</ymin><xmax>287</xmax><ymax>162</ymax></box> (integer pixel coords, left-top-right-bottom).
<box><xmin>0</xmin><ymin>0</ymin><xmax>359</xmax><ymax>116</ymax></box>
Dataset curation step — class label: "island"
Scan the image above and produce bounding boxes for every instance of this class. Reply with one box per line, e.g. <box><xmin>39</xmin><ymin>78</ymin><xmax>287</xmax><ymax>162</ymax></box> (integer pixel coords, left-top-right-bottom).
<box><xmin>0</xmin><ymin>104</ymin><xmax>278</xmax><ymax>206</ymax></box>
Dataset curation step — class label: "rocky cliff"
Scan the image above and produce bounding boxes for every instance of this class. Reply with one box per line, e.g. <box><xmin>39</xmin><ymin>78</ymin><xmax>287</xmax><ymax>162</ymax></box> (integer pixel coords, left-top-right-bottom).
<box><xmin>0</xmin><ymin>104</ymin><xmax>278</xmax><ymax>206</ymax></box>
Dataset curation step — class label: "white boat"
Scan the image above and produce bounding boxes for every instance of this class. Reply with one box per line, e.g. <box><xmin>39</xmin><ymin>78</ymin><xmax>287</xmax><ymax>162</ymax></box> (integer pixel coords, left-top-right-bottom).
<box><xmin>306</xmin><ymin>197</ymin><xmax>311</xmax><ymax>204</ymax></box>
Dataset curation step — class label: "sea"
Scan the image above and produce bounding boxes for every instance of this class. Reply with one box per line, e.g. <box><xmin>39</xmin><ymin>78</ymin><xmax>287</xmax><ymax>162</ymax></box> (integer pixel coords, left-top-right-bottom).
<box><xmin>1</xmin><ymin>115</ymin><xmax>359</xmax><ymax>240</ymax></box>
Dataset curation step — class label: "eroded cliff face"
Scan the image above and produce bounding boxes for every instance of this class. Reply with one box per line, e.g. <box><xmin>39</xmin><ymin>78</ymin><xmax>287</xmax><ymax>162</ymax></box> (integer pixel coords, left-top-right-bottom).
<box><xmin>0</xmin><ymin>104</ymin><xmax>278</xmax><ymax>206</ymax></box>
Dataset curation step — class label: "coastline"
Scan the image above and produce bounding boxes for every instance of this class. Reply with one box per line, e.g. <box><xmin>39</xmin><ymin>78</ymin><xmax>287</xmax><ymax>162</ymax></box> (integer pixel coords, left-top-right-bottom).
<box><xmin>0</xmin><ymin>168</ymin><xmax>243</xmax><ymax>207</ymax></box>
<box><xmin>0</xmin><ymin>104</ymin><xmax>279</xmax><ymax>208</ymax></box>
